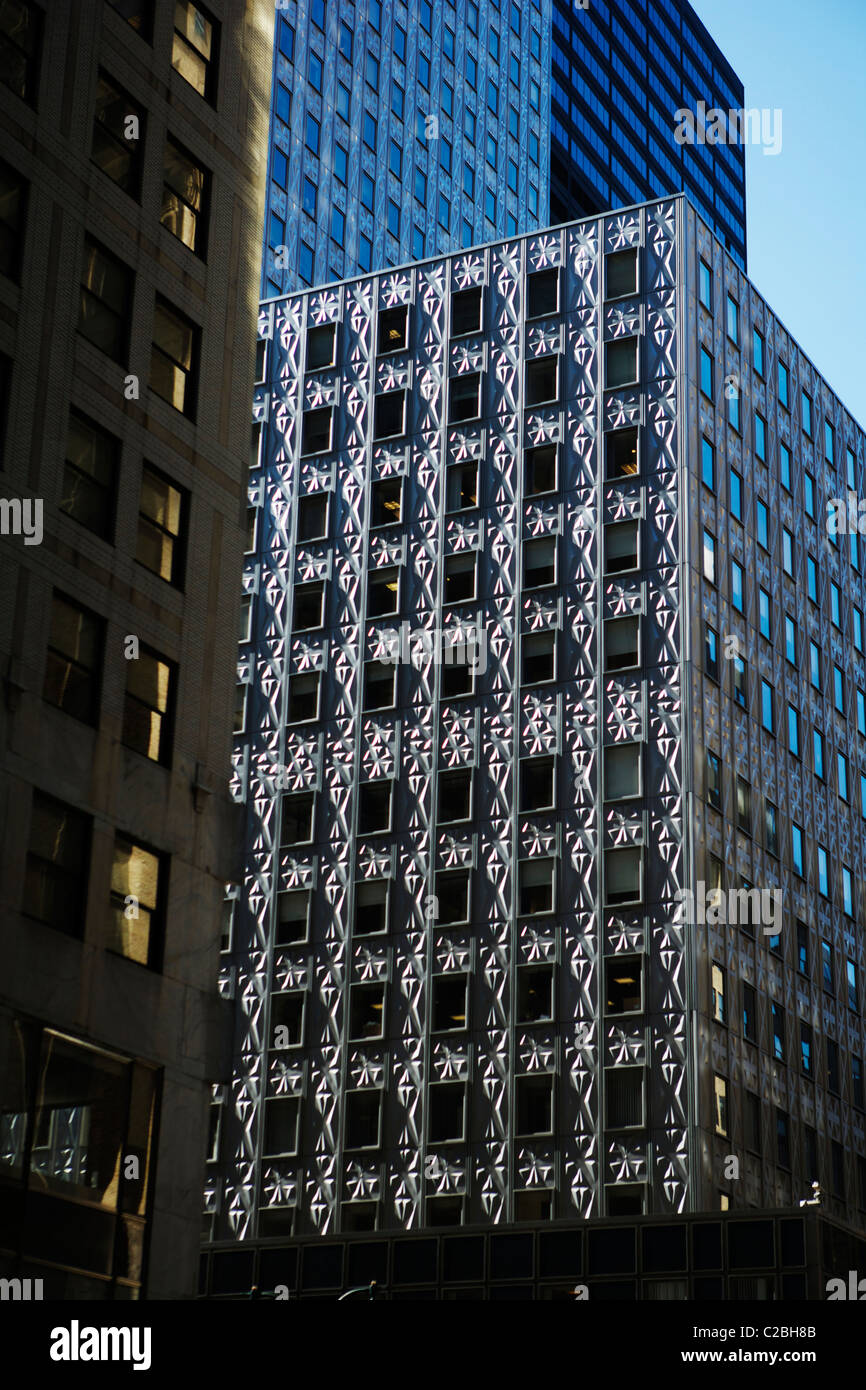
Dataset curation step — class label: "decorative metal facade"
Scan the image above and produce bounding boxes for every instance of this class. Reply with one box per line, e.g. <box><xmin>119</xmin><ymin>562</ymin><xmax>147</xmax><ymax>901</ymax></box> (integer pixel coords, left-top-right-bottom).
<box><xmin>213</xmin><ymin>196</ymin><xmax>696</xmax><ymax>1240</ymax></box>
<box><xmin>209</xmin><ymin>194</ymin><xmax>866</xmax><ymax>1245</ymax></box>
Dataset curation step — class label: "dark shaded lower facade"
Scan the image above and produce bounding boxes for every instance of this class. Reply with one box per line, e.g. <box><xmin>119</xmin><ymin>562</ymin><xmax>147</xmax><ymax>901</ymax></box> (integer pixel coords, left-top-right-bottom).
<box><xmin>201</xmin><ymin>1208</ymin><xmax>866</xmax><ymax>1301</ymax></box>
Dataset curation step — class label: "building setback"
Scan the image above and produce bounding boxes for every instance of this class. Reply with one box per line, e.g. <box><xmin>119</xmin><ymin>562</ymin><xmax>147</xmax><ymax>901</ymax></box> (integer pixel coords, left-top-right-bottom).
<box><xmin>0</xmin><ymin>0</ymin><xmax>271</xmax><ymax>1298</ymax></box>
<box><xmin>258</xmin><ymin>0</ymin><xmax>746</xmax><ymax>298</ymax></box>
<box><xmin>211</xmin><ymin>194</ymin><xmax>866</xmax><ymax>1264</ymax></box>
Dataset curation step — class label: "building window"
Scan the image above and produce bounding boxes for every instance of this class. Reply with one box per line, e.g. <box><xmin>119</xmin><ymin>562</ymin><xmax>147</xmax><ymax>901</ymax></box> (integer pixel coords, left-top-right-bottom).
<box><xmin>604</xmin><ymin>616</ymin><xmax>639</xmax><ymax>670</ymax></box>
<box><xmin>706</xmin><ymin>752</ymin><xmax>721</xmax><ymax>809</ymax></box>
<box><xmin>0</xmin><ymin>0</ymin><xmax>41</xmax><ymax>103</ymax></box>
<box><xmin>172</xmin><ymin>1</ymin><xmax>218</xmax><ymax>100</ymax></box>
<box><xmin>445</xmin><ymin>461</ymin><xmax>478</xmax><ymax>512</ymax></box>
<box><xmin>726</xmin><ymin>293</ymin><xmax>738</xmax><ymax>344</ymax></box>
<box><xmin>122</xmin><ymin>643</ymin><xmax>175</xmax><ymax>765</ymax></box>
<box><xmin>525</xmin><ymin>355</ymin><xmax>558</xmax><ymax>405</ymax></box>
<box><xmin>608</xmin><ymin>1069</ymin><xmax>644</xmax><ymax>1130</ymax></box>
<box><xmin>78</xmin><ymin>237</ymin><xmax>132</xmax><ymax>362</ymax></box>
<box><xmin>378</xmin><ymin>304</ymin><xmax>408</xmax><ymax>355</ymax></box>
<box><xmin>705</xmin><ymin>624</ymin><xmax>719</xmax><ymax>680</ymax></box>
<box><xmin>518</xmin><ymin>858</ymin><xmax>555</xmax><ymax>916</ymax></box>
<box><xmin>136</xmin><ymin>464</ymin><xmax>187</xmax><ymax>585</ymax></box>
<box><xmin>702</xmin><ymin>529</ymin><xmax>715</xmax><ymax>583</ymax></box>
<box><xmin>792</xmin><ymin>822</ymin><xmax>804</xmax><ymax>876</ymax></box>
<box><xmin>362</xmin><ymin>660</ymin><xmax>395</xmax><ymax>712</ymax></box>
<box><xmin>754</xmin><ymin>411</ymin><xmax>766</xmax><ymax>460</ymax></box>
<box><xmin>604</xmin><ymin>743</ymin><xmax>640</xmax><ymax>800</ymax></box>
<box><xmin>367</xmin><ymin>566</ymin><xmax>399</xmax><ymax>618</ymax></box>
<box><xmin>701</xmin><ymin>438</ymin><xmax>715</xmax><ymax>491</ymax></box>
<box><xmin>369</xmin><ymin>477</ymin><xmax>401</xmax><ymax>529</ymax></box>
<box><xmin>301</xmin><ymin>407</ymin><xmax>333</xmax><ymax>456</ymax></box>
<box><xmin>522</xmin><ymin>631</ymin><xmax>555</xmax><ymax>684</ymax></box>
<box><xmin>451</xmin><ymin>286</ymin><xmax>483</xmax><ymax>337</ymax></box>
<box><xmin>24</xmin><ymin>793</ymin><xmax>90</xmax><ymax>936</ymax></box>
<box><xmin>606</xmin><ymin>248</ymin><xmax>638</xmax><ymax>299</ymax></box>
<box><xmin>761</xmin><ymin>679</ymin><xmax>773</xmax><ymax>733</ymax></box>
<box><xmin>698</xmin><ymin>259</ymin><xmax>712</xmax><ymax>309</ymax></box>
<box><xmin>813</xmin><ymin>728</ymin><xmax>824</xmax><ymax>778</ymax></box>
<box><xmin>516</xmin><ymin>1075</ymin><xmax>554</xmax><ymax>1136</ymax></box>
<box><xmin>605</xmin><ymin>337</ymin><xmax>638</xmax><ymax>389</ymax></box>
<box><xmin>753</xmin><ymin>329</ymin><xmax>764</xmax><ymax>377</ymax></box>
<box><xmin>771</xmin><ymin>1001</ymin><xmax>785</xmax><ymax>1062</ymax></box>
<box><xmin>435</xmin><ymin>870</ymin><xmax>470</xmax><ymax>924</ymax></box>
<box><xmin>800</xmin><ymin>1022</ymin><xmax>812</xmax><ymax>1076</ymax></box>
<box><xmin>288</xmin><ymin>672</ymin><xmax>320</xmax><ymax>724</ymax></box>
<box><xmin>92</xmin><ymin>72</ymin><xmax>144</xmax><ymax>198</ymax></box>
<box><xmin>449</xmin><ymin>372</ymin><xmax>481</xmax><ymax>423</ymax></box>
<box><xmin>262</xmin><ymin>1097</ymin><xmax>300</xmax><ymax>1157</ymax></box>
<box><xmin>358</xmin><ymin>781</ymin><xmax>393</xmax><ymax>835</ymax></box>
<box><xmin>733</xmin><ymin>654</ymin><xmax>747</xmax><ymax>709</ymax></box>
<box><xmin>848</xmin><ymin>959</ymin><xmax>859</xmax><ymax>1011</ymax></box>
<box><xmin>444</xmin><ymin>551</ymin><xmax>476</xmax><ymax>604</ymax></box>
<box><xmin>280</xmin><ymin>792</ymin><xmax>315</xmax><ymax>846</ymax></box>
<box><xmin>756</xmin><ymin>498</ymin><xmax>768</xmax><ymax>547</ymax></box>
<box><xmin>713</xmin><ymin>1075</ymin><xmax>728</xmax><ymax>1135</ymax></box>
<box><xmin>150</xmin><ymin>296</ymin><xmax>198</xmax><ymax>417</ymax></box>
<box><xmin>527</xmin><ymin>268</ymin><xmax>558</xmax><ymax>318</ymax></box>
<box><xmin>797</xmin><ymin>921</ymin><xmax>809</xmax><ymax>976</ymax></box>
<box><xmin>736</xmin><ymin>776</ymin><xmax>751</xmax><ymax>833</ymax></box>
<box><xmin>387</xmin><ymin>199</ymin><xmax>400</xmax><ymax>239</ymax></box>
<box><xmin>731</xmin><ymin>559</ymin><xmax>743</xmax><ymax>613</ymax></box>
<box><xmin>606</xmin><ymin>428</ymin><xmax>638</xmax><ymax>478</ymax></box>
<box><xmin>605</xmin><ymin>520</ymin><xmax>639</xmax><ymax>574</ymax></box>
<box><xmin>353</xmin><ymin>879</ymin><xmax>388</xmax><ymax>938</ymax></box>
<box><xmin>758</xmin><ymin>588</ymin><xmax>770</xmax><ymax>639</ymax></box>
<box><xmin>161</xmin><ymin>135</ymin><xmax>209</xmax><ymax>255</ymax></box>
<box><xmin>604</xmin><ymin>847</ymin><xmax>641</xmax><ymax>905</ymax></box>
<box><xmin>109</xmin><ymin>835</ymin><xmax>165</xmax><ymax>967</ymax></box>
<box><xmin>699</xmin><ymin>347</ymin><xmax>713</xmax><ymax>400</ymax></box>
<box><xmin>61</xmin><ymin>410</ymin><xmax>118</xmax><ymax>540</ymax></box>
<box><xmin>520</xmin><ymin>757</ymin><xmax>555</xmax><ymax>813</ymax></box>
<box><xmin>44</xmin><ymin>592</ymin><xmax>104</xmax><ymax>725</ymax></box>
<box><xmin>0</xmin><ymin>159</ymin><xmax>25</xmax><ymax>282</ymax></box>
<box><xmin>742</xmin><ymin>982</ymin><xmax>757</xmax><ymax>1043</ymax></box>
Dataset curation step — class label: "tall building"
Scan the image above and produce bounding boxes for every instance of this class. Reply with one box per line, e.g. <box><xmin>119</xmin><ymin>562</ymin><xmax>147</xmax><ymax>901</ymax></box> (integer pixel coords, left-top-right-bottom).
<box><xmin>259</xmin><ymin>0</ymin><xmax>746</xmax><ymax>298</ymax></box>
<box><xmin>206</xmin><ymin>193</ymin><xmax>866</xmax><ymax>1294</ymax></box>
<box><xmin>549</xmin><ymin>0</ymin><xmax>747</xmax><ymax>269</ymax></box>
<box><xmin>0</xmin><ymin>0</ymin><xmax>271</xmax><ymax>1298</ymax></box>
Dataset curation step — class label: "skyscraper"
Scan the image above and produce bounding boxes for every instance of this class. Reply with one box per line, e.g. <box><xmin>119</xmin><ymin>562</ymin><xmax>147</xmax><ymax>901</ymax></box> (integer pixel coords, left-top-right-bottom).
<box><xmin>259</xmin><ymin>0</ymin><xmax>746</xmax><ymax>297</ymax></box>
<box><xmin>206</xmin><ymin>193</ymin><xmax>866</xmax><ymax>1294</ymax></box>
<box><xmin>0</xmin><ymin>0</ymin><xmax>271</xmax><ymax>1299</ymax></box>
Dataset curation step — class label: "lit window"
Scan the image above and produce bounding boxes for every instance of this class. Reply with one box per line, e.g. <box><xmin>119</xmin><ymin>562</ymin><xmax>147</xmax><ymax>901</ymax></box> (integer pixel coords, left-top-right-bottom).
<box><xmin>150</xmin><ymin>296</ymin><xmax>198</xmax><ymax>417</ymax></box>
<box><xmin>172</xmin><ymin>1</ymin><xmax>218</xmax><ymax>101</ymax></box>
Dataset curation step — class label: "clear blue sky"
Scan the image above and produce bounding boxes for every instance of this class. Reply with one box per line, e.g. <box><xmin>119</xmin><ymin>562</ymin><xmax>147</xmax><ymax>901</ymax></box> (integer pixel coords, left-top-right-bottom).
<box><xmin>690</xmin><ymin>0</ymin><xmax>866</xmax><ymax>428</ymax></box>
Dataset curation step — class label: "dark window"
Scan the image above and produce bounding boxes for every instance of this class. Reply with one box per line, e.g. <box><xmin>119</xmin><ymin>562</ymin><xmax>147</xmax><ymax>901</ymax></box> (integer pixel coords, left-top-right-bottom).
<box><xmin>605</xmin><ymin>520</ymin><xmax>639</xmax><ymax>573</ymax></box>
<box><xmin>446</xmin><ymin>462</ymin><xmax>477</xmax><ymax>511</ymax></box>
<box><xmin>306</xmin><ymin>323</ymin><xmax>336</xmax><ymax>369</ymax></box>
<box><xmin>287</xmin><ymin>671</ymin><xmax>320</xmax><ymax>723</ymax></box>
<box><xmin>275</xmin><ymin>888</ymin><xmax>310</xmax><ymax>945</ymax></box>
<box><xmin>363</xmin><ymin>660</ymin><xmax>395</xmax><ymax>711</ymax></box>
<box><xmin>24</xmin><ymin>793</ymin><xmax>90</xmax><ymax>937</ymax></box>
<box><xmin>429</xmin><ymin>1084</ymin><xmax>465</xmax><ymax>1141</ymax></box>
<box><xmin>606</xmin><ymin>428</ymin><xmax>638</xmax><ymax>478</ymax></box>
<box><xmin>367</xmin><ymin>566</ymin><xmax>399</xmax><ymax>617</ymax></box>
<box><xmin>262</xmin><ymin>1097</ymin><xmax>299</xmax><ymax>1156</ymax></box>
<box><xmin>526</xmin><ymin>269</ymin><xmax>558</xmax><ymax>318</ymax></box>
<box><xmin>43</xmin><ymin>592</ymin><xmax>104</xmax><ymax>725</ymax></box>
<box><xmin>516</xmin><ymin>1075</ymin><xmax>553</xmax><ymax>1134</ymax></box>
<box><xmin>109</xmin><ymin>834</ymin><xmax>166</xmax><ymax>967</ymax></box>
<box><xmin>451</xmin><ymin>286</ymin><xmax>482</xmax><ymax>336</ymax></box>
<box><xmin>161</xmin><ymin>135</ymin><xmax>209</xmax><ymax>255</ymax></box>
<box><xmin>518</xmin><ymin>858</ymin><xmax>555</xmax><ymax>915</ymax></box>
<box><xmin>270</xmin><ymin>991</ymin><xmax>304</xmax><ymax>1048</ymax></box>
<box><xmin>517</xmin><ymin>965</ymin><xmax>554</xmax><ymax>1022</ymax></box>
<box><xmin>606</xmin><ymin>248</ymin><xmax>637</xmax><ymax>299</ymax></box>
<box><xmin>370</xmin><ymin>477</ymin><xmax>402</xmax><ymax>527</ymax></box>
<box><xmin>525</xmin><ymin>355</ymin><xmax>558</xmax><ymax>405</ymax></box>
<box><xmin>79</xmin><ymin>237</ymin><xmax>132</xmax><ymax>361</ymax></box>
<box><xmin>605</xmin><ymin>958</ymin><xmax>642</xmax><ymax>1013</ymax></box>
<box><xmin>61</xmin><ymin>410</ymin><xmax>118</xmax><ymax>540</ymax></box>
<box><xmin>520</xmin><ymin>757</ymin><xmax>554</xmax><ymax>812</ymax></box>
<box><xmin>358</xmin><ymin>782</ymin><xmax>392</xmax><ymax>834</ymax></box>
<box><xmin>373</xmin><ymin>391</ymin><xmax>405</xmax><ymax>439</ymax></box>
<box><xmin>301</xmin><ymin>407</ymin><xmax>333</xmax><ymax>456</ymax></box>
<box><xmin>172</xmin><ymin>0</ymin><xmax>218</xmax><ymax>101</ymax></box>
<box><xmin>136</xmin><ymin>464</ymin><xmax>187</xmax><ymax>584</ymax></box>
<box><xmin>345</xmin><ymin>1092</ymin><xmax>381</xmax><ymax>1150</ymax></box>
<box><xmin>122</xmin><ymin>643</ymin><xmax>175</xmax><ymax>765</ymax></box>
<box><xmin>92</xmin><ymin>72</ymin><xmax>144</xmax><ymax>197</ymax></box>
<box><xmin>297</xmin><ymin>492</ymin><xmax>328</xmax><ymax>541</ymax></box>
<box><xmin>432</xmin><ymin>975</ymin><xmax>467</xmax><ymax>1032</ymax></box>
<box><xmin>525</xmin><ymin>444</ymin><xmax>556</xmax><ymax>495</ymax></box>
<box><xmin>349</xmin><ymin>983</ymin><xmax>385</xmax><ymax>1041</ymax></box>
<box><xmin>443</xmin><ymin>552</ymin><xmax>476</xmax><ymax>603</ymax></box>
<box><xmin>438</xmin><ymin>769</ymin><xmax>471</xmax><ymax>823</ymax></box>
<box><xmin>435</xmin><ymin>870</ymin><xmax>470</xmax><ymax>924</ymax></box>
<box><xmin>607</xmin><ymin>1069</ymin><xmax>644</xmax><ymax>1128</ymax></box>
<box><xmin>0</xmin><ymin>158</ymin><xmax>26</xmax><ymax>279</ymax></box>
<box><xmin>378</xmin><ymin>304</ymin><xmax>408</xmax><ymax>354</ymax></box>
<box><xmin>523</xmin><ymin>536</ymin><xmax>556</xmax><ymax>588</ymax></box>
<box><xmin>0</xmin><ymin>0</ymin><xmax>41</xmax><ymax>103</ymax></box>
<box><xmin>604</xmin><ymin>616</ymin><xmax>639</xmax><ymax>670</ymax></box>
<box><xmin>705</xmin><ymin>624</ymin><xmax>718</xmax><ymax>680</ymax></box>
<box><xmin>449</xmin><ymin>373</ymin><xmax>481</xmax><ymax>422</ymax></box>
<box><xmin>605</xmin><ymin>337</ymin><xmax>638</xmax><ymax>389</ymax></box>
<box><xmin>281</xmin><ymin>792</ymin><xmax>315</xmax><ymax>845</ymax></box>
<box><xmin>354</xmin><ymin>880</ymin><xmax>388</xmax><ymax>937</ymax></box>
<box><xmin>521</xmin><ymin>631</ymin><xmax>555</xmax><ymax>683</ymax></box>
<box><xmin>150</xmin><ymin>296</ymin><xmax>198</xmax><ymax>417</ymax></box>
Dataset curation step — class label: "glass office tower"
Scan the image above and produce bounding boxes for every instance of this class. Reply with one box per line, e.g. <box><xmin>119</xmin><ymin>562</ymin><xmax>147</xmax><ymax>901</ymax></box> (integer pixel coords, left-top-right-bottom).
<box><xmin>259</xmin><ymin>0</ymin><xmax>746</xmax><ymax>297</ymax></box>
